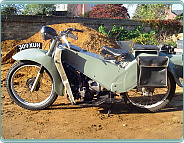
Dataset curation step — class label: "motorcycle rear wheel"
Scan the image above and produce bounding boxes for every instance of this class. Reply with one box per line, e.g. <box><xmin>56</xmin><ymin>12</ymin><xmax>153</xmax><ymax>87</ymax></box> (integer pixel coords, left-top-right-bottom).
<box><xmin>6</xmin><ymin>61</ymin><xmax>58</xmax><ymax>110</ymax></box>
<box><xmin>124</xmin><ymin>73</ymin><xmax>176</xmax><ymax>112</ymax></box>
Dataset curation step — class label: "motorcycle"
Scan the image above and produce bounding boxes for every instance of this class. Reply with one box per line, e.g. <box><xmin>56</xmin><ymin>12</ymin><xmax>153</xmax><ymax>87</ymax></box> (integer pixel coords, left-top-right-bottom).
<box><xmin>6</xmin><ymin>26</ymin><xmax>183</xmax><ymax>113</ymax></box>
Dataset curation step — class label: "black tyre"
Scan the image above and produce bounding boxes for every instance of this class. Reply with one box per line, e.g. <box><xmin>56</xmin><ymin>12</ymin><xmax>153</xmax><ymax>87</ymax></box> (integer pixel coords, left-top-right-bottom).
<box><xmin>6</xmin><ymin>61</ymin><xmax>58</xmax><ymax>110</ymax></box>
<box><xmin>124</xmin><ymin>73</ymin><xmax>176</xmax><ymax>112</ymax></box>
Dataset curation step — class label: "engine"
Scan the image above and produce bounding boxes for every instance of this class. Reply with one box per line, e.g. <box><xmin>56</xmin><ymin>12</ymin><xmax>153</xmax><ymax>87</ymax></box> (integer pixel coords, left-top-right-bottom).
<box><xmin>63</xmin><ymin>63</ymin><xmax>101</xmax><ymax>101</ymax></box>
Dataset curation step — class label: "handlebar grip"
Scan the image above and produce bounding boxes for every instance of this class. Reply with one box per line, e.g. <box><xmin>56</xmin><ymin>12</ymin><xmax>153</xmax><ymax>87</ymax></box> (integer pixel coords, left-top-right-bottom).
<box><xmin>75</xmin><ymin>29</ymin><xmax>83</xmax><ymax>33</ymax></box>
<box><xmin>68</xmin><ymin>33</ymin><xmax>78</xmax><ymax>40</ymax></box>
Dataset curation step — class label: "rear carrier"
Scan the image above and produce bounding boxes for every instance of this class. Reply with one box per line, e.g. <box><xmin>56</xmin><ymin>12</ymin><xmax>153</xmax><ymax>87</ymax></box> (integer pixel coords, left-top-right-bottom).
<box><xmin>133</xmin><ymin>45</ymin><xmax>159</xmax><ymax>58</ymax></box>
<box><xmin>137</xmin><ymin>56</ymin><xmax>169</xmax><ymax>87</ymax></box>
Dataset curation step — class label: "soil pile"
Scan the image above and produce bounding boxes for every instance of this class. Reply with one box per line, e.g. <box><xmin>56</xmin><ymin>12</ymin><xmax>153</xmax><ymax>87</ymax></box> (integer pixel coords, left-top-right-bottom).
<box><xmin>1</xmin><ymin>23</ymin><xmax>121</xmax><ymax>64</ymax></box>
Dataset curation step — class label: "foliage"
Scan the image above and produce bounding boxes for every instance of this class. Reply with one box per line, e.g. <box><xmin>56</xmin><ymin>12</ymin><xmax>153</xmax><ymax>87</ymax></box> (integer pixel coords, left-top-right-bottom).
<box><xmin>1</xmin><ymin>4</ymin><xmax>25</xmax><ymax>15</ymax></box>
<box><xmin>67</xmin><ymin>4</ymin><xmax>80</xmax><ymax>16</ymax></box>
<box><xmin>79</xmin><ymin>11</ymin><xmax>91</xmax><ymax>17</ymax></box>
<box><xmin>132</xmin><ymin>30</ymin><xmax>159</xmax><ymax>45</ymax></box>
<box><xmin>141</xmin><ymin>19</ymin><xmax>182</xmax><ymax>32</ymax></box>
<box><xmin>164</xmin><ymin>39</ymin><xmax>177</xmax><ymax>47</ymax></box>
<box><xmin>98</xmin><ymin>25</ymin><xmax>159</xmax><ymax>45</ymax></box>
<box><xmin>84</xmin><ymin>11</ymin><xmax>91</xmax><ymax>17</ymax></box>
<box><xmin>140</xmin><ymin>19</ymin><xmax>183</xmax><ymax>43</ymax></box>
<box><xmin>1</xmin><ymin>4</ymin><xmax>55</xmax><ymax>15</ymax></box>
<box><xmin>98</xmin><ymin>23</ymin><xmax>179</xmax><ymax>46</ymax></box>
<box><xmin>22</xmin><ymin>4</ymin><xmax>55</xmax><ymax>15</ymax></box>
<box><xmin>98</xmin><ymin>25</ymin><xmax>108</xmax><ymax>36</ymax></box>
<box><xmin>1</xmin><ymin>6</ymin><xmax>17</xmax><ymax>15</ymax></box>
<box><xmin>175</xmin><ymin>13</ymin><xmax>183</xmax><ymax>20</ymax></box>
<box><xmin>108</xmin><ymin>25</ymin><xmax>141</xmax><ymax>41</ymax></box>
<box><xmin>133</xmin><ymin>4</ymin><xmax>170</xmax><ymax>20</ymax></box>
<box><xmin>89</xmin><ymin>4</ymin><xmax>129</xmax><ymax>19</ymax></box>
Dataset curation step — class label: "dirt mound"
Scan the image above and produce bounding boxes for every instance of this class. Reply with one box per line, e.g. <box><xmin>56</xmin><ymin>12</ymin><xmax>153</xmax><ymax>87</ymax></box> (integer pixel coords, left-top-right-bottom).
<box><xmin>1</xmin><ymin>23</ymin><xmax>121</xmax><ymax>64</ymax></box>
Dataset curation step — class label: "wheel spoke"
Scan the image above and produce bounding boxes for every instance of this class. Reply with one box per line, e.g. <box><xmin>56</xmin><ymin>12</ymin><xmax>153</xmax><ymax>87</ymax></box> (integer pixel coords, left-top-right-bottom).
<box><xmin>8</xmin><ymin>62</ymin><xmax>57</xmax><ymax>110</ymax></box>
<box><xmin>35</xmin><ymin>92</ymin><xmax>42</xmax><ymax>102</ymax></box>
<box><xmin>125</xmin><ymin>76</ymin><xmax>172</xmax><ymax>111</ymax></box>
<box><xmin>29</xmin><ymin>92</ymin><xmax>33</xmax><ymax>103</ymax></box>
<box><xmin>154</xmin><ymin>89</ymin><xmax>163</xmax><ymax>100</ymax></box>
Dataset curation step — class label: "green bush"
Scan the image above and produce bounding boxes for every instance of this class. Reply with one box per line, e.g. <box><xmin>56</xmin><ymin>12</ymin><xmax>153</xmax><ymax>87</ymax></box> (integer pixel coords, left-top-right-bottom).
<box><xmin>132</xmin><ymin>30</ymin><xmax>159</xmax><ymax>45</ymax></box>
<box><xmin>98</xmin><ymin>25</ymin><xmax>159</xmax><ymax>45</ymax></box>
<box><xmin>164</xmin><ymin>39</ymin><xmax>177</xmax><ymax>47</ymax></box>
<box><xmin>98</xmin><ymin>23</ymin><xmax>179</xmax><ymax>47</ymax></box>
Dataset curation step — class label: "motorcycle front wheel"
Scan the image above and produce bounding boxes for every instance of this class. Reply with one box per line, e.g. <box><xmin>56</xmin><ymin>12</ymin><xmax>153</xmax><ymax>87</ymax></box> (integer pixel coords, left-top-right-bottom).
<box><xmin>6</xmin><ymin>61</ymin><xmax>58</xmax><ymax>110</ymax></box>
<box><xmin>124</xmin><ymin>73</ymin><xmax>176</xmax><ymax>112</ymax></box>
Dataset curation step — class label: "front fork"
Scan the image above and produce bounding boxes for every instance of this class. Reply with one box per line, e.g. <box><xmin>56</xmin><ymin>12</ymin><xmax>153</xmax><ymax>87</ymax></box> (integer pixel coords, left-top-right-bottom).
<box><xmin>30</xmin><ymin>65</ymin><xmax>44</xmax><ymax>92</ymax></box>
<box><xmin>31</xmin><ymin>39</ymin><xmax>57</xmax><ymax>92</ymax></box>
<box><xmin>30</xmin><ymin>39</ymin><xmax>57</xmax><ymax>93</ymax></box>
<box><xmin>54</xmin><ymin>46</ymin><xmax>76</xmax><ymax>104</ymax></box>
<box><xmin>30</xmin><ymin>38</ymin><xmax>75</xmax><ymax>104</ymax></box>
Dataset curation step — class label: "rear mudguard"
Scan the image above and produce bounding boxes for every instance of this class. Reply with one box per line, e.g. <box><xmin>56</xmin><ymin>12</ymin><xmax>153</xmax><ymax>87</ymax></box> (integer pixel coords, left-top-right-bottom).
<box><xmin>168</xmin><ymin>61</ymin><xmax>183</xmax><ymax>87</ymax></box>
<box><xmin>12</xmin><ymin>49</ymin><xmax>64</xmax><ymax>96</ymax></box>
<box><xmin>159</xmin><ymin>52</ymin><xmax>183</xmax><ymax>87</ymax></box>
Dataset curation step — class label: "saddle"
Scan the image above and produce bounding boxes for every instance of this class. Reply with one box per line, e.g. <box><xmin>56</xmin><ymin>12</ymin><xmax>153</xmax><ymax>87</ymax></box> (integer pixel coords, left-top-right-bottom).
<box><xmin>101</xmin><ymin>46</ymin><xmax>129</xmax><ymax>57</ymax></box>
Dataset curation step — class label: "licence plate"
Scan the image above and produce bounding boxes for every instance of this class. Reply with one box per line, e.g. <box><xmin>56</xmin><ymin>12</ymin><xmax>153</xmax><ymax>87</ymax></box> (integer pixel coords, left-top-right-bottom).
<box><xmin>16</xmin><ymin>42</ymin><xmax>42</xmax><ymax>52</ymax></box>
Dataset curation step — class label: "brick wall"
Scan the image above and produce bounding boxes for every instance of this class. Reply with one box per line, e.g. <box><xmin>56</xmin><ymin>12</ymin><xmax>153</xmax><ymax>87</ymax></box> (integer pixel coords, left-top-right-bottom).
<box><xmin>1</xmin><ymin>15</ymin><xmax>151</xmax><ymax>41</ymax></box>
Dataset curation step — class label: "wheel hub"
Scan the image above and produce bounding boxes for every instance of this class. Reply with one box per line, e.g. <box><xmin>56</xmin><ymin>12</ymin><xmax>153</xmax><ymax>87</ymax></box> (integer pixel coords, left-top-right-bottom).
<box><xmin>26</xmin><ymin>77</ymin><xmax>40</xmax><ymax>91</ymax></box>
<box><xmin>142</xmin><ymin>87</ymin><xmax>154</xmax><ymax>96</ymax></box>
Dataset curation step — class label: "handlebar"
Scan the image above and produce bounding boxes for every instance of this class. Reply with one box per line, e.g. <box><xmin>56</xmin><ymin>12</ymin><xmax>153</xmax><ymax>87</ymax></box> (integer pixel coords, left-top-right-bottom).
<box><xmin>46</xmin><ymin>27</ymin><xmax>83</xmax><ymax>55</ymax></box>
<box><xmin>59</xmin><ymin>28</ymin><xmax>83</xmax><ymax>40</ymax></box>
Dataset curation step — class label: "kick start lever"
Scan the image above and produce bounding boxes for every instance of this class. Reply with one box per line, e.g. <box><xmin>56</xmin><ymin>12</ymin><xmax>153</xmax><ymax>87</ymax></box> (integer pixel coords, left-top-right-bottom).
<box><xmin>107</xmin><ymin>92</ymin><xmax>112</xmax><ymax>117</ymax></box>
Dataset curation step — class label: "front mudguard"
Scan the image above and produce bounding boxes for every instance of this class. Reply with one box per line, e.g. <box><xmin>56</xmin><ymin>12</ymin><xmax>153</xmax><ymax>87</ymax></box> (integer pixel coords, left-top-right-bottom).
<box><xmin>12</xmin><ymin>49</ymin><xmax>64</xmax><ymax>96</ymax></box>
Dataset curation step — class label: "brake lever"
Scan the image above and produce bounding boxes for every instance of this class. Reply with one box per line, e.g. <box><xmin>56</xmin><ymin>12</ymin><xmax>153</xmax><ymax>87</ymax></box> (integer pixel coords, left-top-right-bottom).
<box><xmin>65</xmin><ymin>28</ymin><xmax>83</xmax><ymax>33</ymax></box>
<box><xmin>68</xmin><ymin>33</ymin><xmax>78</xmax><ymax>40</ymax></box>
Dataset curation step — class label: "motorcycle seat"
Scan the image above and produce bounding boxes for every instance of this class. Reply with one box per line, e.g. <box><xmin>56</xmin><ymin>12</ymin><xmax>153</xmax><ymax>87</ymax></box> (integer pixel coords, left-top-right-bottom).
<box><xmin>101</xmin><ymin>46</ymin><xmax>129</xmax><ymax>57</ymax></box>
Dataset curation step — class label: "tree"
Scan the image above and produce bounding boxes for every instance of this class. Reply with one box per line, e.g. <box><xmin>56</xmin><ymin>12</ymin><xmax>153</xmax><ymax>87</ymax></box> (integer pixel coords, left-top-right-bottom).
<box><xmin>89</xmin><ymin>4</ymin><xmax>130</xmax><ymax>19</ymax></box>
<box><xmin>1</xmin><ymin>4</ymin><xmax>25</xmax><ymax>15</ymax></box>
<box><xmin>22</xmin><ymin>4</ymin><xmax>55</xmax><ymax>15</ymax></box>
<box><xmin>1</xmin><ymin>6</ymin><xmax>17</xmax><ymax>15</ymax></box>
<box><xmin>67</xmin><ymin>4</ymin><xmax>81</xmax><ymax>16</ymax></box>
<box><xmin>132</xmin><ymin>4</ymin><xmax>170</xmax><ymax>20</ymax></box>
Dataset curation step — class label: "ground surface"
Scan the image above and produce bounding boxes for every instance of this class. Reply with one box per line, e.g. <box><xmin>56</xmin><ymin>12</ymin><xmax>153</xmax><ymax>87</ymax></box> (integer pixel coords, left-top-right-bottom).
<box><xmin>1</xmin><ymin>63</ymin><xmax>183</xmax><ymax>140</ymax></box>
